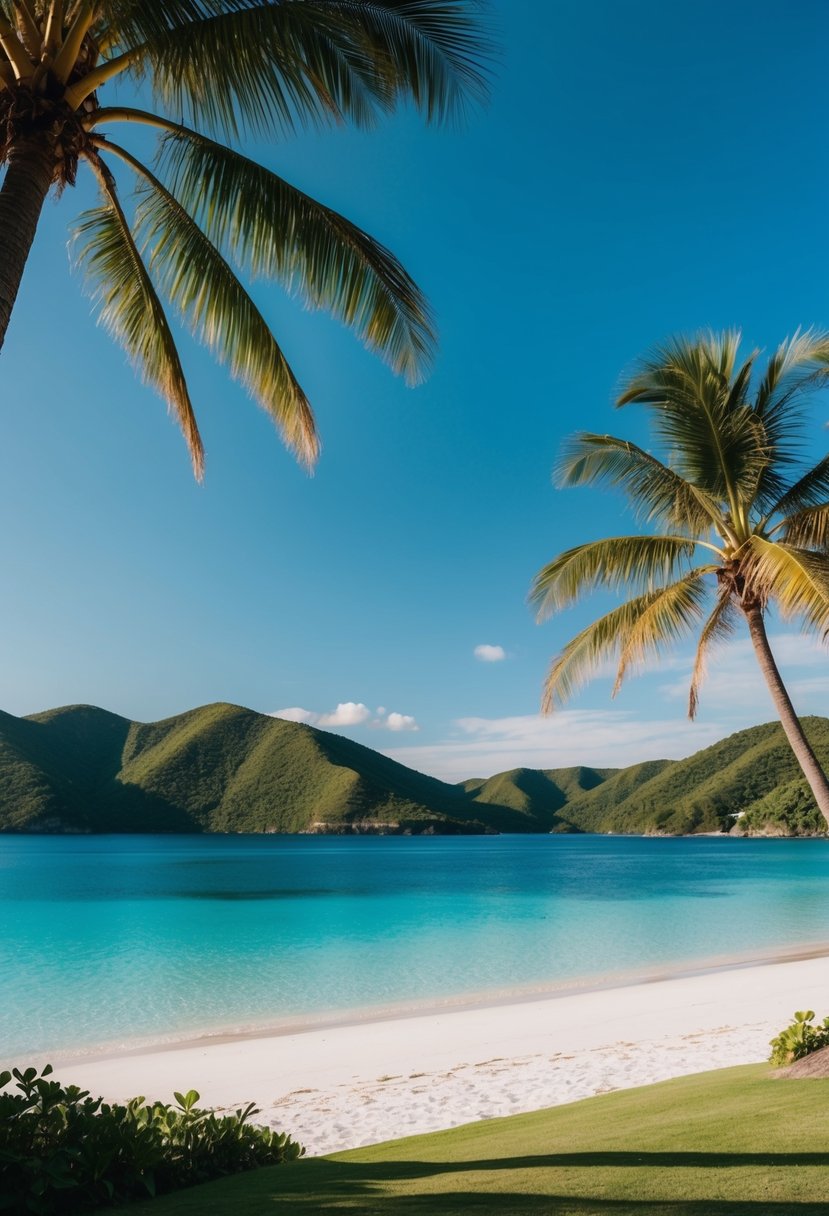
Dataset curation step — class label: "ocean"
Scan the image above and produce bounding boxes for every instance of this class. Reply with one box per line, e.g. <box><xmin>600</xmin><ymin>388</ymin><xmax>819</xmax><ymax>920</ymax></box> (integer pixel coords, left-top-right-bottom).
<box><xmin>3</xmin><ymin>833</ymin><xmax>829</xmax><ymax>1059</ymax></box>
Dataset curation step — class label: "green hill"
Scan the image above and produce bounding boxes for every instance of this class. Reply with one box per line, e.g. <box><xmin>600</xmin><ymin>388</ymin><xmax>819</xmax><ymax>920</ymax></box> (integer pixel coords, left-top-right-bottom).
<box><xmin>1</xmin><ymin>704</ymin><xmax>828</xmax><ymax>836</ymax></box>
<box><xmin>461</xmin><ymin>765</ymin><xmax>612</xmax><ymax>831</ymax></box>
<box><xmin>459</xmin><ymin>719</ymin><xmax>829</xmax><ymax>837</ymax></box>
<box><xmin>562</xmin><ymin>718</ymin><xmax>829</xmax><ymax>836</ymax></box>
<box><xmin>555</xmin><ymin>759</ymin><xmax>674</xmax><ymax>832</ymax></box>
<box><xmin>1</xmin><ymin>703</ymin><xmax>509</xmax><ymax>835</ymax></box>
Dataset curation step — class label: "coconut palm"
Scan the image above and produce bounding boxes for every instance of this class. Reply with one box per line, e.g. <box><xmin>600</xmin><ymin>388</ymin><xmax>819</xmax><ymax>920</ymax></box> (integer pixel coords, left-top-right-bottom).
<box><xmin>530</xmin><ymin>330</ymin><xmax>829</xmax><ymax>825</ymax></box>
<box><xmin>0</xmin><ymin>1</ymin><xmax>488</xmax><ymax>479</ymax></box>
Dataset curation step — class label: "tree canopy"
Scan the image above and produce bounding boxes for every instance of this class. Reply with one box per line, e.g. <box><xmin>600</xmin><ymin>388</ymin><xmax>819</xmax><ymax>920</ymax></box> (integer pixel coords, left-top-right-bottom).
<box><xmin>531</xmin><ymin>330</ymin><xmax>829</xmax><ymax>717</ymax></box>
<box><xmin>0</xmin><ymin>1</ymin><xmax>490</xmax><ymax>476</ymax></box>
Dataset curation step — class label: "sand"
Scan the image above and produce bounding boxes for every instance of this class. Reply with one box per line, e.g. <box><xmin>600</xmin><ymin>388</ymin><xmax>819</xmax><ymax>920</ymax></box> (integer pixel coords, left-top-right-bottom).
<box><xmin>13</xmin><ymin>954</ymin><xmax>829</xmax><ymax>1157</ymax></box>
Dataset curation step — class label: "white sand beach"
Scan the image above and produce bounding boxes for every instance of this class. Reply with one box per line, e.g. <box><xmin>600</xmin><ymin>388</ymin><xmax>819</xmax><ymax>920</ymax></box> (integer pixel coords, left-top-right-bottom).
<box><xmin>25</xmin><ymin>954</ymin><xmax>829</xmax><ymax>1157</ymax></box>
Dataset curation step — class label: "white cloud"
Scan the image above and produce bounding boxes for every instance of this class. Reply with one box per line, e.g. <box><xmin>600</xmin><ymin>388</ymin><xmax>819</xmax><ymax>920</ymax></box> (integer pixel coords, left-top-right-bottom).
<box><xmin>270</xmin><ymin>701</ymin><xmax>371</xmax><ymax>727</ymax></box>
<box><xmin>271</xmin><ymin>701</ymin><xmax>418</xmax><ymax>731</ymax></box>
<box><xmin>385</xmin><ymin>712</ymin><xmax>419</xmax><ymax>732</ymax></box>
<box><xmin>474</xmin><ymin>644</ymin><xmax>506</xmax><ymax>663</ymax></box>
<box><xmin>318</xmin><ymin>702</ymin><xmax>372</xmax><ymax>726</ymax></box>
<box><xmin>659</xmin><ymin>632</ymin><xmax>829</xmax><ymax>713</ymax></box>
<box><xmin>381</xmin><ymin>629</ymin><xmax>829</xmax><ymax>782</ymax></box>
<box><xmin>764</xmin><ymin>633</ymin><xmax>829</xmax><ymax>665</ymax></box>
<box><xmin>270</xmin><ymin>706</ymin><xmax>318</xmax><ymax>724</ymax></box>
<box><xmin>384</xmin><ymin>709</ymin><xmax>723</xmax><ymax>782</ymax></box>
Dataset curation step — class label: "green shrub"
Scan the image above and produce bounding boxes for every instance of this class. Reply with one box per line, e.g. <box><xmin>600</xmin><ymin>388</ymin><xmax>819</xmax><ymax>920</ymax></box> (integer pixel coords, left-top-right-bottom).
<box><xmin>769</xmin><ymin>1010</ymin><xmax>829</xmax><ymax>1067</ymax></box>
<box><xmin>0</xmin><ymin>1064</ymin><xmax>303</xmax><ymax>1214</ymax></box>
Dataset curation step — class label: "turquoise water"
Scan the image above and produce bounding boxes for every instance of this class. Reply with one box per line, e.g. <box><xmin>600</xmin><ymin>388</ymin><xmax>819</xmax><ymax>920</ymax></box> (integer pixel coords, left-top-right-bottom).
<box><xmin>3</xmin><ymin>834</ymin><xmax>829</xmax><ymax>1058</ymax></box>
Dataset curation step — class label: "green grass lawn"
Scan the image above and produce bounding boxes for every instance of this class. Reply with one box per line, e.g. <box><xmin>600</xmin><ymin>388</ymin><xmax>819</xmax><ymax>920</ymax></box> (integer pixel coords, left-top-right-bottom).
<box><xmin>130</xmin><ymin>1064</ymin><xmax>829</xmax><ymax>1214</ymax></box>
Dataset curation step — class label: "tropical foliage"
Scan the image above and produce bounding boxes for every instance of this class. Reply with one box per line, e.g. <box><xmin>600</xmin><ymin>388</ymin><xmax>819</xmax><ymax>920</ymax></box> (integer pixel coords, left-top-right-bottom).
<box><xmin>769</xmin><ymin>1011</ymin><xmax>829</xmax><ymax>1067</ymax></box>
<box><xmin>531</xmin><ymin>330</ymin><xmax>829</xmax><ymax>822</ymax></box>
<box><xmin>0</xmin><ymin>1</ymin><xmax>488</xmax><ymax>477</ymax></box>
<box><xmin>0</xmin><ymin>1062</ymin><xmax>302</xmax><ymax>1213</ymax></box>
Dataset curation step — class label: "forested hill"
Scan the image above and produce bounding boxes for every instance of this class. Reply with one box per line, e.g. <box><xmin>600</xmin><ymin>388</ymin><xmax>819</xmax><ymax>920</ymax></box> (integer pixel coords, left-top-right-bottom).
<box><xmin>563</xmin><ymin>717</ymin><xmax>829</xmax><ymax>836</ymax></box>
<box><xmin>0</xmin><ymin>703</ymin><xmax>827</xmax><ymax>836</ymax></box>
<box><xmin>464</xmin><ymin>718</ymin><xmax>829</xmax><ymax>836</ymax></box>
<box><xmin>0</xmin><ymin>702</ymin><xmax>508</xmax><ymax>834</ymax></box>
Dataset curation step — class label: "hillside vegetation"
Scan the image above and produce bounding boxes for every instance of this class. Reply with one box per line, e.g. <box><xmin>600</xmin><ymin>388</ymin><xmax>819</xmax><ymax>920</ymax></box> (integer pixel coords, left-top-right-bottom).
<box><xmin>0</xmin><ymin>703</ymin><xmax>502</xmax><ymax>835</ymax></box>
<box><xmin>562</xmin><ymin>718</ymin><xmax>829</xmax><ymax>836</ymax></box>
<box><xmin>0</xmin><ymin>704</ymin><xmax>827</xmax><ymax>835</ymax></box>
<box><xmin>461</xmin><ymin>765</ymin><xmax>612</xmax><ymax>831</ymax></box>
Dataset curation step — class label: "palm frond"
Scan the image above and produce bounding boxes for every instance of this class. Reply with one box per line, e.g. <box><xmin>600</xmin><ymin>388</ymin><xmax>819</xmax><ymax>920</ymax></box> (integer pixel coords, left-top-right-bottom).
<box><xmin>95</xmin><ymin>0</ymin><xmax>215</xmax><ymax>49</ymax></box>
<box><xmin>317</xmin><ymin>0</ymin><xmax>492</xmax><ymax>123</ymax></box>
<box><xmin>618</xmin><ymin>330</ymin><xmax>743</xmax><ymax>409</ymax></box>
<box><xmin>530</xmin><ymin>535</ymin><xmax>698</xmax><ymax>620</ymax></box>
<box><xmin>72</xmin><ymin>157</ymin><xmax>204</xmax><ymax>479</ymax></box>
<box><xmin>541</xmin><ymin>576</ymin><xmax>708</xmax><ymax>713</ymax></box>
<box><xmin>101</xmin><ymin>138</ymin><xmax>319</xmax><ymax>468</ymax></box>
<box><xmin>745</xmin><ymin>536</ymin><xmax>829</xmax><ymax>635</ymax></box>
<box><xmin>779</xmin><ymin>505</ymin><xmax>829</xmax><ymax>552</ymax></box>
<box><xmin>766</xmin><ymin>453</ymin><xmax>829</xmax><ymax>522</ymax></box>
<box><xmin>153</xmin><ymin>124</ymin><xmax>434</xmax><ymax>383</ymax></box>
<box><xmin>97</xmin><ymin>0</ymin><xmax>489</xmax><ymax>137</ymax></box>
<box><xmin>754</xmin><ymin>328</ymin><xmax>829</xmax><ymax>430</ymax></box>
<box><xmin>538</xmin><ymin>330</ymin><xmax>829</xmax><ymax>735</ymax></box>
<box><xmin>616</xmin><ymin>332</ymin><xmax>768</xmax><ymax>510</ymax></box>
<box><xmin>113</xmin><ymin>2</ymin><xmax>382</xmax><ymax>136</ymax></box>
<box><xmin>724</xmin><ymin>351</ymin><xmax>757</xmax><ymax>414</ymax></box>
<box><xmin>752</xmin><ymin>329</ymin><xmax>829</xmax><ymax>508</ymax></box>
<box><xmin>555</xmin><ymin>433</ymin><xmax>725</xmax><ymax>537</ymax></box>
<box><xmin>613</xmin><ymin>570</ymin><xmax>712</xmax><ymax>697</ymax></box>
<box><xmin>687</xmin><ymin>588</ymin><xmax>739</xmax><ymax>719</ymax></box>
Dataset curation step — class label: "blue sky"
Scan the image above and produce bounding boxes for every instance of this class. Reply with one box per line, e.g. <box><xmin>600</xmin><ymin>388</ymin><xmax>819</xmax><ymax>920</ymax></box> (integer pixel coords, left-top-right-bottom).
<box><xmin>3</xmin><ymin>0</ymin><xmax>829</xmax><ymax>779</ymax></box>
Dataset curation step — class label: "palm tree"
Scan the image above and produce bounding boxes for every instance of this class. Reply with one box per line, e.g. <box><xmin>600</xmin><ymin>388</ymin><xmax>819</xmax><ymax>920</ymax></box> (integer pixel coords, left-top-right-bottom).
<box><xmin>0</xmin><ymin>1</ymin><xmax>488</xmax><ymax>479</ymax></box>
<box><xmin>530</xmin><ymin>330</ymin><xmax>829</xmax><ymax>826</ymax></box>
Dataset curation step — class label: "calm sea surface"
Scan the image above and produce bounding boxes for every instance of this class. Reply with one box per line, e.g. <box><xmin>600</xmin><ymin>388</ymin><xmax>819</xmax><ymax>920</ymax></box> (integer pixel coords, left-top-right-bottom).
<box><xmin>3</xmin><ymin>834</ymin><xmax>829</xmax><ymax>1058</ymax></box>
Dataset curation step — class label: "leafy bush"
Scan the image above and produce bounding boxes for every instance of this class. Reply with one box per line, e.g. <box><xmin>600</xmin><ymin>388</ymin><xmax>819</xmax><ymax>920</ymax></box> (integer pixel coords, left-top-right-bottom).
<box><xmin>0</xmin><ymin>1064</ymin><xmax>303</xmax><ymax>1214</ymax></box>
<box><xmin>769</xmin><ymin>1010</ymin><xmax>829</xmax><ymax>1067</ymax></box>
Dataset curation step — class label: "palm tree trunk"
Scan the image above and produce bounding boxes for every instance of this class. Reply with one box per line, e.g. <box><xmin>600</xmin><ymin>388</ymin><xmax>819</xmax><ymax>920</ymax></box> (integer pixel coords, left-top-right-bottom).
<box><xmin>744</xmin><ymin>604</ymin><xmax>829</xmax><ymax>826</ymax></box>
<box><xmin>0</xmin><ymin>134</ymin><xmax>55</xmax><ymax>352</ymax></box>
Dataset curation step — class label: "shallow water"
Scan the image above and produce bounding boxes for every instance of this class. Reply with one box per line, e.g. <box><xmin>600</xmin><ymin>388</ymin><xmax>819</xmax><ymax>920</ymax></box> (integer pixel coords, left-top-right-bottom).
<box><xmin>2</xmin><ymin>833</ymin><xmax>829</xmax><ymax>1057</ymax></box>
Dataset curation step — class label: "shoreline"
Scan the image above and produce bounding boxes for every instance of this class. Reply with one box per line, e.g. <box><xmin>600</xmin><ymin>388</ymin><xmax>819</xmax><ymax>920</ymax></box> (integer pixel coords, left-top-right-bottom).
<box><xmin>10</xmin><ymin>950</ymin><xmax>829</xmax><ymax>1156</ymax></box>
<box><xmin>21</xmin><ymin>936</ymin><xmax>829</xmax><ymax>1067</ymax></box>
